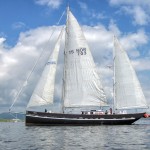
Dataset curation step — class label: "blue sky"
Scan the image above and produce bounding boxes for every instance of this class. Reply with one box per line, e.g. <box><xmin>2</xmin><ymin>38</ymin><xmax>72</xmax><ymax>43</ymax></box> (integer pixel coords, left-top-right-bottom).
<box><xmin>0</xmin><ymin>0</ymin><xmax>150</xmax><ymax>112</ymax></box>
<box><xmin>1</xmin><ymin>0</ymin><xmax>150</xmax><ymax>46</ymax></box>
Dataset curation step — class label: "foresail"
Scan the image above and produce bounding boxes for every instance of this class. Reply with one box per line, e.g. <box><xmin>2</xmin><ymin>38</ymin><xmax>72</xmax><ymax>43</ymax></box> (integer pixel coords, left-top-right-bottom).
<box><xmin>27</xmin><ymin>28</ymin><xmax>63</xmax><ymax>108</ymax></box>
<box><xmin>114</xmin><ymin>36</ymin><xmax>148</xmax><ymax>110</ymax></box>
<box><xmin>63</xmin><ymin>8</ymin><xmax>107</xmax><ymax>108</ymax></box>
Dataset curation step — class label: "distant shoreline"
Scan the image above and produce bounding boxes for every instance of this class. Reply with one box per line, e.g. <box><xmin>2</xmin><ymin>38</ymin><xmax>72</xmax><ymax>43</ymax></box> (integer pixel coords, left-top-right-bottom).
<box><xmin>0</xmin><ymin>119</ymin><xmax>24</xmax><ymax>122</ymax></box>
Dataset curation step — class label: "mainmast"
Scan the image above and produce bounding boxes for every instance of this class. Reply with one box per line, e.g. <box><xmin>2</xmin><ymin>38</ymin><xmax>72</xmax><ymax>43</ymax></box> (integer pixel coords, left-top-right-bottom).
<box><xmin>61</xmin><ymin>6</ymin><xmax>70</xmax><ymax>113</ymax></box>
<box><xmin>113</xmin><ymin>35</ymin><xmax>116</xmax><ymax>113</ymax></box>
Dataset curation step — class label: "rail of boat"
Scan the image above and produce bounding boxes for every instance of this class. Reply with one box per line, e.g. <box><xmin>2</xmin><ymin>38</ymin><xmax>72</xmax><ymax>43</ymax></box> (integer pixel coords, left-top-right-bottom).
<box><xmin>26</xmin><ymin>111</ymin><xmax>147</xmax><ymax>126</ymax></box>
<box><xmin>26</xmin><ymin>110</ymin><xmax>146</xmax><ymax>119</ymax></box>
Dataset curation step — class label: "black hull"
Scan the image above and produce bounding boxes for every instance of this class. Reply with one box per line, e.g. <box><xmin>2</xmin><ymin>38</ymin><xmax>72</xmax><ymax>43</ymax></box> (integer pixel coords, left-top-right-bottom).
<box><xmin>26</xmin><ymin>111</ymin><xmax>146</xmax><ymax>126</ymax></box>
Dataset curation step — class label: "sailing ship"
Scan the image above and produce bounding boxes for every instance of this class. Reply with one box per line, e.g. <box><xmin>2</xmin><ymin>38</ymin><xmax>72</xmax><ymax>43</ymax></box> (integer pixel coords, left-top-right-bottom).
<box><xmin>25</xmin><ymin>7</ymin><xmax>149</xmax><ymax>126</ymax></box>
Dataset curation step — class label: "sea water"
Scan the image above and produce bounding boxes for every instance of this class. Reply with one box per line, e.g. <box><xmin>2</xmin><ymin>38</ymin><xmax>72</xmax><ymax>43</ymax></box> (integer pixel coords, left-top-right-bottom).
<box><xmin>0</xmin><ymin>118</ymin><xmax>150</xmax><ymax>150</ymax></box>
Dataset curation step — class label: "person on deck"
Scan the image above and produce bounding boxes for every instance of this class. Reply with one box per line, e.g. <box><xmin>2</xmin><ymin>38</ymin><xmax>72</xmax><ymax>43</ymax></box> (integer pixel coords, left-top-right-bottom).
<box><xmin>110</xmin><ymin>108</ymin><xmax>112</xmax><ymax>114</ymax></box>
<box><xmin>105</xmin><ymin>110</ymin><xmax>108</xmax><ymax>114</ymax></box>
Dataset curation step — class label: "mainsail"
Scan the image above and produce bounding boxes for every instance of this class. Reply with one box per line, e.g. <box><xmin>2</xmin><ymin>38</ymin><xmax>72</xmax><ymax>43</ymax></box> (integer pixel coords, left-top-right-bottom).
<box><xmin>63</xmin><ymin>7</ymin><xmax>107</xmax><ymax>108</ymax></box>
<box><xmin>27</xmin><ymin>29</ymin><xmax>63</xmax><ymax>108</ymax></box>
<box><xmin>114</xmin><ymin>36</ymin><xmax>148</xmax><ymax>110</ymax></box>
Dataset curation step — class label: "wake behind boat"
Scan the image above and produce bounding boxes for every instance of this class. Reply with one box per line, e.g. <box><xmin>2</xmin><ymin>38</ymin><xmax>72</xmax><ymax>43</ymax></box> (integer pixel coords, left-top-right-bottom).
<box><xmin>24</xmin><ymin>7</ymin><xmax>149</xmax><ymax>126</ymax></box>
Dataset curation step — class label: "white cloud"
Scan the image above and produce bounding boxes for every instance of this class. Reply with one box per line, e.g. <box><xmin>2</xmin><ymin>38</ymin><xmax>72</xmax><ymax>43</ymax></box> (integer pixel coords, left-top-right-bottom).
<box><xmin>78</xmin><ymin>1</ymin><xmax>88</xmax><ymax>11</ymax></box>
<box><xmin>132</xmin><ymin>6</ymin><xmax>149</xmax><ymax>25</ymax></box>
<box><xmin>109</xmin><ymin>0</ymin><xmax>150</xmax><ymax>7</ymax></box>
<box><xmin>0</xmin><ymin>26</ymin><xmax>62</xmax><ymax>110</ymax></box>
<box><xmin>0</xmin><ymin>37</ymin><xmax>6</xmax><ymax>45</ymax></box>
<box><xmin>122</xmin><ymin>6</ymin><xmax>149</xmax><ymax>26</ymax></box>
<box><xmin>78</xmin><ymin>1</ymin><xmax>107</xmax><ymax>22</ymax></box>
<box><xmin>108</xmin><ymin>19</ymin><xmax>121</xmax><ymax>36</ymax></box>
<box><xmin>119</xmin><ymin>29</ymin><xmax>148</xmax><ymax>55</ymax></box>
<box><xmin>91</xmin><ymin>12</ymin><xmax>107</xmax><ymax>20</ymax></box>
<box><xmin>109</xmin><ymin>0</ymin><xmax>150</xmax><ymax>26</ymax></box>
<box><xmin>0</xmin><ymin>23</ymin><xmax>149</xmax><ymax>112</ymax></box>
<box><xmin>12</xmin><ymin>22</ymin><xmax>26</xmax><ymax>30</ymax></box>
<box><xmin>133</xmin><ymin>58</ymin><xmax>150</xmax><ymax>71</ymax></box>
<box><xmin>35</xmin><ymin>0</ymin><xmax>62</xmax><ymax>9</ymax></box>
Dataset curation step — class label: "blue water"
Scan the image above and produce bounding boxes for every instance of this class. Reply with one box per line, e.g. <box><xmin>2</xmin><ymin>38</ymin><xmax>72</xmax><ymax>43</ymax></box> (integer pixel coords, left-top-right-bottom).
<box><xmin>0</xmin><ymin>118</ymin><xmax>150</xmax><ymax>150</ymax></box>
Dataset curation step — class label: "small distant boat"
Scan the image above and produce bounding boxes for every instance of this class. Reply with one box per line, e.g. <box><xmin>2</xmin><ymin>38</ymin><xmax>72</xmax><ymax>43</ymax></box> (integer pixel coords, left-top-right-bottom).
<box><xmin>12</xmin><ymin>118</ymin><xmax>21</xmax><ymax>122</ymax></box>
<box><xmin>8</xmin><ymin>111</ymin><xmax>23</xmax><ymax>122</ymax></box>
<box><xmin>24</xmin><ymin>7</ymin><xmax>149</xmax><ymax>126</ymax></box>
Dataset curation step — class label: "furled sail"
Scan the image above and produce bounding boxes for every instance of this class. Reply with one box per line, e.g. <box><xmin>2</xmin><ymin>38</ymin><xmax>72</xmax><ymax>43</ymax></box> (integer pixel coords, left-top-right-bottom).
<box><xmin>114</xmin><ymin>36</ymin><xmax>148</xmax><ymax>110</ymax></box>
<box><xmin>63</xmin><ymin>7</ymin><xmax>107</xmax><ymax>108</ymax></box>
<box><xmin>27</xmin><ymin>29</ymin><xmax>63</xmax><ymax>108</ymax></box>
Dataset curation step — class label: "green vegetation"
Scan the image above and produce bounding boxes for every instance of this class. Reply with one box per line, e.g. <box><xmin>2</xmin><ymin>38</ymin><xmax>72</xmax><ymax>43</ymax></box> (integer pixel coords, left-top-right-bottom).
<box><xmin>0</xmin><ymin>119</ymin><xmax>12</xmax><ymax>122</ymax></box>
<box><xmin>0</xmin><ymin>118</ymin><xmax>24</xmax><ymax>122</ymax></box>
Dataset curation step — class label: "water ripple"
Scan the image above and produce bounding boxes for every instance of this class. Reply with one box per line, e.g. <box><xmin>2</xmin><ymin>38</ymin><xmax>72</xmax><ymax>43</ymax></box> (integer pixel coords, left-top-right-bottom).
<box><xmin>0</xmin><ymin>119</ymin><xmax>150</xmax><ymax>150</ymax></box>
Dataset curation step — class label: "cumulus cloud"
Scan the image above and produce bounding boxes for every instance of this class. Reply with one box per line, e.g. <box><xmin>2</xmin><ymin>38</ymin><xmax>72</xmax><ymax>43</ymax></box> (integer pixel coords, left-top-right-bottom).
<box><xmin>0</xmin><ymin>26</ymin><xmax>62</xmax><ymax>112</ymax></box>
<box><xmin>133</xmin><ymin>58</ymin><xmax>150</xmax><ymax>71</ymax></box>
<box><xmin>131</xmin><ymin>6</ymin><xmax>149</xmax><ymax>25</ymax></box>
<box><xmin>122</xmin><ymin>6</ymin><xmax>149</xmax><ymax>26</ymax></box>
<box><xmin>0</xmin><ymin>22</ymin><xmax>149</xmax><ymax>112</ymax></box>
<box><xmin>109</xmin><ymin>0</ymin><xmax>150</xmax><ymax>26</ymax></box>
<box><xmin>0</xmin><ymin>37</ymin><xmax>6</xmax><ymax>45</ymax></box>
<box><xmin>109</xmin><ymin>0</ymin><xmax>150</xmax><ymax>7</ymax></box>
<box><xmin>35</xmin><ymin>0</ymin><xmax>62</xmax><ymax>9</ymax></box>
<box><xmin>119</xmin><ymin>30</ymin><xmax>148</xmax><ymax>55</ymax></box>
<box><xmin>108</xmin><ymin>19</ymin><xmax>121</xmax><ymax>36</ymax></box>
<box><xmin>78</xmin><ymin>1</ymin><xmax>88</xmax><ymax>10</ymax></box>
<box><xmin>78</xmin><ymin>1</ymin><xmax>107</xmax><ymax>24</ymax></box>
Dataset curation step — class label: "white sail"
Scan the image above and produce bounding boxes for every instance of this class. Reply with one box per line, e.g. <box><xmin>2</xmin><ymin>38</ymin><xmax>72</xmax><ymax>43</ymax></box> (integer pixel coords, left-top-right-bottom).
<box><xmin>27</xmin><ymin>29</ymin><xmax>63</xmax><ymax>108</ymax></box>
<box><xmin>114</xmin><ymin>36</ymin><xmax>148</xmax><ymax>110</ymax></box>
<box><xmin>63</xmin><ymin>8</ymin><xmax>107</xmax><ymax>108</ymax></box>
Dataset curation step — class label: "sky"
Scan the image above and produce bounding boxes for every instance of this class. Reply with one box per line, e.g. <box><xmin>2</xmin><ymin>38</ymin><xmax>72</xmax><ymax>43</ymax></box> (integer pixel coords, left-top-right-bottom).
<box><xmin>0</xmin><ymin>0</ymin><xmax>150</xmax><ymax>113</ymax></box>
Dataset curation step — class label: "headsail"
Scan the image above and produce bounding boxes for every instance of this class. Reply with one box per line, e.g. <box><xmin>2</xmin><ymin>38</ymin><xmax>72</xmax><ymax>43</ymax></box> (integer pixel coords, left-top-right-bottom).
<box><xmin>27</xmin><ymin>28</ymin><xmax>64</xmax><ymax>108</ymax></box>
<box><xmin>114</xmin><ymin>36</ymin><xmax>148</xmax><ymax>110</ymax></box>
<box><xmin>63</xmin><ymin>7</ymin><xmax>107</xmax><ymax>108</ymax></box>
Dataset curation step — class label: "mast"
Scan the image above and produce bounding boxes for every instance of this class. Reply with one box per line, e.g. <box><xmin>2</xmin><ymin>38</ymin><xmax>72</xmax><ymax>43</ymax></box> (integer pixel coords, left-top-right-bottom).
<box><xmin>61</xmin><ymin>6</ymin><xmax>70</xmax><ymax>113</ymax></box>
<box><xmin>113</xmin><ymin>35</ymin><xmax>116</xmax><ymax>113</ymax></box>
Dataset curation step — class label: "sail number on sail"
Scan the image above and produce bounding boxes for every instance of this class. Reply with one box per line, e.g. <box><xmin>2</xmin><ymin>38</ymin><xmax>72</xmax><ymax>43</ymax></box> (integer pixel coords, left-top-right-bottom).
<box><xmin>69</xmin><ymin>48</ymin><xmax>86</xmax><ymax>55</ymax></box>
<box><xmin>46</xmin><ymin>61</ymin><xmax>56</xmax><ymax>65</ymax></box>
